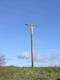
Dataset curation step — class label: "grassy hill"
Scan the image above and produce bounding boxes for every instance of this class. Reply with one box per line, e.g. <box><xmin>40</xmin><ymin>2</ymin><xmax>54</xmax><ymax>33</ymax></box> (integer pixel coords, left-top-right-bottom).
<box><xmin>0</xmin><ymin>66</ymin><xmax>60</xmax><ymax>80</ymax></box>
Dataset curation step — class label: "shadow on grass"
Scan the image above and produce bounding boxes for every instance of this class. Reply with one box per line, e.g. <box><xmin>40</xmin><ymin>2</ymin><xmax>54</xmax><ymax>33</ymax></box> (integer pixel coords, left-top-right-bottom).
<box><xmin>57</xmin><ymin>78</ymin><xmax>60</xmax><ymax>80</ymax></box>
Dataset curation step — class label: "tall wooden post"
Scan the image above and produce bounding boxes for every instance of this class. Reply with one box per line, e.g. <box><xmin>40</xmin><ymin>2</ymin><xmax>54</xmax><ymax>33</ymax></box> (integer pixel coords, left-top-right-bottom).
<box><xmin>31</xmin><ymin>27</ymin><xmax>34</xmax><ymax>67</ymax></box>
<box><xmin>26</xmin><ymin>23</ymin><xmax>37</xmax><ymax>67</ymax></box>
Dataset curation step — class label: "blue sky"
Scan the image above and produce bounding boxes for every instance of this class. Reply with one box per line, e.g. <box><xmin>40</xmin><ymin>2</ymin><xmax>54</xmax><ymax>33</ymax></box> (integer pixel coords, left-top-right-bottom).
<box><xmin>0</xmin><ymin>0</ymin><xmax>60</xmax><ymax>67</ymax></box>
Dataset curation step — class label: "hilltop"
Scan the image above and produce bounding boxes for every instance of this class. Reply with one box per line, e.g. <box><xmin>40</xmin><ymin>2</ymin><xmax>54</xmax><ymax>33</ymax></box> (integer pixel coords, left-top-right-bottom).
<box><xmin>0</xmin><ymin>66</ymin><xmax>60</xmax><ymax>80</ymax></box>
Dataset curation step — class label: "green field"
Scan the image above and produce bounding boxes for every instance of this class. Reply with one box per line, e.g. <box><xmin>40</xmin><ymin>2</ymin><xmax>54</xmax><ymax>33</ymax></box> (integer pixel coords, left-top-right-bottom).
<box><xmin>0</xmin><ymin>66</ymin><xmax>60</xmax><ymax>80</ymax></box>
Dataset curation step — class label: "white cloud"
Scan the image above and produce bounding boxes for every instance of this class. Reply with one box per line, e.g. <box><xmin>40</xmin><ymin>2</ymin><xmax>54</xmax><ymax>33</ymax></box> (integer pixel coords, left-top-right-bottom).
<box><xmin>40</xmin><ymin>58</ymin><xmax>49</xmax><ymax>62</ymax></box>
<box><xmin>34</xmin><ymin>54</ymin><xmax>49</xmax><ymax>62</ymax></box>
<box><xmin>34</xmin><ymin>53</ymin><xmax>58</xmax><ymax>62</ymax></box>
<box><xmin>49</xmin><ymin>62</ymin><xmax>56</xmax><ymax>67</ymax></box>
<box><xmin>50</xmin><ymin>53</ymin><xmax>58</xmax><ymax>60</ymax></box>
<box><xmin>17</xmin><ymin>52</ymin><xmax>30</xmax><ymax>59</ymax></box>
<box><xmin>34</xmin><ymin>54</ymin><xmax>42</xmax><ymax>61</ymax></box>
<box><xmin>17</xmin><ymin>52</ymin><xmax>58</xmax><ymax>63</ymax></box>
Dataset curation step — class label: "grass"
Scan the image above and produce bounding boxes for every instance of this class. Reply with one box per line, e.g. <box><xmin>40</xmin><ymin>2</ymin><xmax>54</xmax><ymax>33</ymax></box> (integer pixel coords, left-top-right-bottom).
<box><xmin>0</xmin><ymin>66</ymin><xmax>60</xmax><ymax>80</ymax></box>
